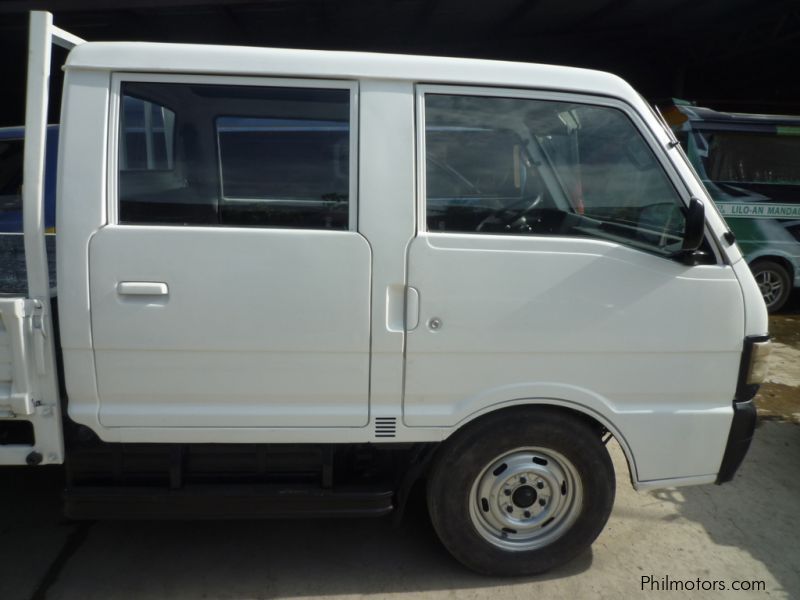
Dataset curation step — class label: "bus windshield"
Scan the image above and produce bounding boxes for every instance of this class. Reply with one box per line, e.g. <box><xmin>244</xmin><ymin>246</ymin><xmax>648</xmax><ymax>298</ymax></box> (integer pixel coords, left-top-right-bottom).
<box><xmin>700</xmin><ymin>130</ymin><xmax>800</xmax><ymax>185</ymax></box>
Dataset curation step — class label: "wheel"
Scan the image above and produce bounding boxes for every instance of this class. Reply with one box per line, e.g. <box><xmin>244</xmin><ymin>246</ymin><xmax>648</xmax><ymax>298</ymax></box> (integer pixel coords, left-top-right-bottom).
<box><xmin>426</xmin><ymin>407</ymin><xmax>615</xmax><ymax>576</ymax></box>
<box><xmin>750</xmin><ymin>260</ymin><xmax>791</xmax><ymax>313</ymax></box>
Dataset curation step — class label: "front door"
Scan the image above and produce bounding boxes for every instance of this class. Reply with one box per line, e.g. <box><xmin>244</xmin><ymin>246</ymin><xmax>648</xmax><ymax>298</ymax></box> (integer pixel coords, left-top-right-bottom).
<box><xmin>404</xmin><ymin>88</ymin><xmax>744</xmax><ymax>478</ymax></box>
<box><xmin>89</xmin><ymin>76</ymin><xmax>369</xmax><ymax>428</ymax></box>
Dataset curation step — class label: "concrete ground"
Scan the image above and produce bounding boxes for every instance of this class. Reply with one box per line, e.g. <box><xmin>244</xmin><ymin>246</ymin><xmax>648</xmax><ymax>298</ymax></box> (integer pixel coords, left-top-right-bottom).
<box><xmin>0</xmin><ymin>421</ymin><xmax>797</xmax><ymax>600</ymax></box>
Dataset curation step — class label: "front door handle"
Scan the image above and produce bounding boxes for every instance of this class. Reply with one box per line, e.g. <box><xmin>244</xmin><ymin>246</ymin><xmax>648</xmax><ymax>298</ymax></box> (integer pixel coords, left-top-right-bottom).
<box><xmin>117</xmin><ymin>281</ymin><xmax>169</xmax><ymax>296</ymax></box>
<box><xmin>406</xmin><ymin>286</ymin><xmax>420</xmax><ymax>330</ymax></box>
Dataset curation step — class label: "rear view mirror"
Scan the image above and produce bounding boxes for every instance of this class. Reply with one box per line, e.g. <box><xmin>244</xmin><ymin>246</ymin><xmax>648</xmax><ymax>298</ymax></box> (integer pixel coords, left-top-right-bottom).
<box><xmin>678</xmin><ymin>197</ymin><xmax>706</xmax><ymax>265</ymax></box>
<box><xmin>682</xmin><ymin>197</ymin><xmax>705</xmax><ymax>251</ymax></box>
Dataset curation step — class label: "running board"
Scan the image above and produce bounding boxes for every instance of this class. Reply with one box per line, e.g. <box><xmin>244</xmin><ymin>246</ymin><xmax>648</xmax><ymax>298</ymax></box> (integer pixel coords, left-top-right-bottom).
<box><xmin>64</xmin><ymin>484</ymin><xmax>394</xmax><ymax>520</ymax></box>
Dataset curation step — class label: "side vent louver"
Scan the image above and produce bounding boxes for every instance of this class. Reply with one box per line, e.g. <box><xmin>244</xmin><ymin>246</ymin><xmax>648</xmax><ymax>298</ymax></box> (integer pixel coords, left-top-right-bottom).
<box><xmin>374</xmin><ymin>417</ymin><xmax>397</xmax><ymax>438</ymax></box>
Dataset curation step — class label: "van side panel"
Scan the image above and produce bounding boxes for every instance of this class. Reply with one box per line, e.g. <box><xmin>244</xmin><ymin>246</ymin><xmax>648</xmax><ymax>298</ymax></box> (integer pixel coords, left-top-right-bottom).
<box><xmin>55</xmin><ymin>53</ymin><xmax>755</xmax><ymax>490</ymax></box>
<box><xmin>58</xmin><ymin>69</ymin><xmax>109</xmax><ymax>431</ymax></box>
<box><xmin>89</xmin><ymin>226</ymin><xmax>372</xmax><ymax>428</ymax></box>
<box><xmin>357</xmin><ymin>80</ymin><xmax>416</xmax><ymax>421</ymax></box>
<box><xmin>403</xmin><ymin>234</ymin><xmax>744</xmax><ymax>482</ymax></box>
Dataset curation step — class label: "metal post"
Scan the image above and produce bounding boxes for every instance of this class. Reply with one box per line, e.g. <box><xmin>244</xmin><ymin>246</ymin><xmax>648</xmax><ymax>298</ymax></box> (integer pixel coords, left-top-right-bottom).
<box><xmin>16</xmin><ymin>11</ymin><xmax>84</xmax><ymax>466</ymax></box>
<box><xmin>22</xmin><ymin>11</ymin><xmax>53</xmax><ymax>301</ymax></box>
<box><xmin>22</xmin><ymin>12</ymin><xmax>83</xmax><ymax>300</ymax></box>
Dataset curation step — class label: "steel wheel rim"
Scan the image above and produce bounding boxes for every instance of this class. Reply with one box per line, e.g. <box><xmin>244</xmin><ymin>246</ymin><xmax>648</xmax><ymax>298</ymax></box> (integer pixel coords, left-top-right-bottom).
<box><xmin>468</xmin><ymin>447</ymin><xmax>583</xmax><ymax>552</ymax></box>
<box><xmin>755</xmin><ymin>269</ymin><xmax>784</xmax><ymax>308</ymax></box>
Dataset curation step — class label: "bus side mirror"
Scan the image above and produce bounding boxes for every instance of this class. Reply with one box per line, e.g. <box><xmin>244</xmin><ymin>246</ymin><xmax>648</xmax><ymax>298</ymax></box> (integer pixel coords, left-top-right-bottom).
<box><xmin>679</xmin><ymin>197</ymin><xmax>706</xmax><ymax>265</ymax></box>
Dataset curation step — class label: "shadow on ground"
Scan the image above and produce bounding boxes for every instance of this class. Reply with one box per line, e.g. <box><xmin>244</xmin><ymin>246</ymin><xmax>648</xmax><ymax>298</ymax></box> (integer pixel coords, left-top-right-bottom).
<box><xmin>0</xmin><ymin>471</ymin><xmax>593</xmax><ymax>600</ymax></box>
<box><xmin>650</xmin><ymin>421</ymin><xmax>800</xmax><ymax>599</ymax></box>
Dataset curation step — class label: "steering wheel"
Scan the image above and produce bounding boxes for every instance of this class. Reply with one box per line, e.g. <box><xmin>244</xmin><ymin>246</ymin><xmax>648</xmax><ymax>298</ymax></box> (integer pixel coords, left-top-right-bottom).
<box><xmin>476</xmin><ymin>194</ymin><xmax>544</xmax><ymax>232</ymax></box>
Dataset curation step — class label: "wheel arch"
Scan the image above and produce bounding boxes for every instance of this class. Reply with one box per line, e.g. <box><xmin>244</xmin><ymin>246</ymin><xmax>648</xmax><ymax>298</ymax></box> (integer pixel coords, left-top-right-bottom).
<box><xmin>748</xmin><ymin>255</ymin><xmax>795</xmax><ymax>311</ymax></box>
<box><xmin>446</xmin><ymin>400</ymin><xmax>639</xmax><ymax>488</ymax></box>
<box><xmin>749</xmin><ymin>254</ymin><xmax>795</xmax><ymax>280</ymax></box>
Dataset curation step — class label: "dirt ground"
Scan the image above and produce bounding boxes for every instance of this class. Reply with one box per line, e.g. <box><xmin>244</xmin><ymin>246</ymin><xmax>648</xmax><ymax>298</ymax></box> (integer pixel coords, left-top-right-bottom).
<box><xmin>755</xmin><ymin>296</ymin><xmax>800</xmax><ymax>422</ymax></box>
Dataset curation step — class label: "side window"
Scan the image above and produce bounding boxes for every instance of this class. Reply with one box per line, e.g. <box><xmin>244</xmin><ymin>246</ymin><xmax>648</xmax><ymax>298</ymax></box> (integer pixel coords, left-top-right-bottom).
<box><xmin>424</xmin><ymin>94</ymin><xmax>688</xmax><ymax>258</ymax></box>
<box><xmin>216</xmin><ymin>115</ymin><xmax>349</xmax><ymax>228</ymax></box>
<box><xmin>120</xmin><ymin>96</ymin><xmax>174</xmax><ymax>171</ymax></box>
<box><xmin>118</xmin><ymin>81</ymin><xmax>351</xmax><ymax>229</ymax></box>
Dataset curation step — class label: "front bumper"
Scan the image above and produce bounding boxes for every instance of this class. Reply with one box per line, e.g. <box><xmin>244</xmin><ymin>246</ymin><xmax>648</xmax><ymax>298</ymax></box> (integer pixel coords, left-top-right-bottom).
<box><xmin>715</xmin><ymin>334</ymin><xmax>769</xmax><ymax>484</ymax></box>
<box><xmin>715</xmin><ymin>399</ymin><xmax>757</xmax><ymax>484</ymax></box>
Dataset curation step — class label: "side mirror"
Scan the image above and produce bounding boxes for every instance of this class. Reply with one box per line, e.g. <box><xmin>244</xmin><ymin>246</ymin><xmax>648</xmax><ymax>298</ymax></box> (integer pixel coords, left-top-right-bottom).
<box><xmin>679</xmin><ymin>197</ymin><xmax>706</xmax><ymax>265</ymax></box>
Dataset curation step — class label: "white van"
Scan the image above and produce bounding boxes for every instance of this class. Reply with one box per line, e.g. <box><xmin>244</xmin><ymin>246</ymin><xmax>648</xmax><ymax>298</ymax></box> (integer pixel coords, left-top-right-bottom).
<box><xmin>0</xmin><ymin>12</ymin><xmax>770</xmax><ymax>575</ymax></box>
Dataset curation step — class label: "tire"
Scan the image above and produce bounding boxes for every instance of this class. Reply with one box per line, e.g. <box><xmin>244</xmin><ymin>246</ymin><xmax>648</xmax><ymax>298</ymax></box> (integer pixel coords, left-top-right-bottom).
<box><xmin>427</xmin><ymin>407</ymin><xmax>615</xmax><ymax>576</ymax></box>
<box><xmin>750</xmin><ymin>260</ymin><xmax>791</xmax><ymax>313</ymax></box>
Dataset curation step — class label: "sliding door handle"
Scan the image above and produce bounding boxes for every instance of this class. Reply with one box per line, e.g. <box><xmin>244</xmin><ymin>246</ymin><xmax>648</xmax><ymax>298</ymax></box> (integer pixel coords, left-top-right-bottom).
<box><xmin>117</xmin><ymin>281</ymin><xmax>169</xmax><ymax>296</ymax></box>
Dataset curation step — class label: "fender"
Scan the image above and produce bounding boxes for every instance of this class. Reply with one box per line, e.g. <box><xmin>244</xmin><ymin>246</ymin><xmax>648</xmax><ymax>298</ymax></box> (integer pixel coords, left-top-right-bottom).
<box><xmin>443</xmin><ymin>383</ymin><xmax>640</xmax><ymax>484</ymax></box>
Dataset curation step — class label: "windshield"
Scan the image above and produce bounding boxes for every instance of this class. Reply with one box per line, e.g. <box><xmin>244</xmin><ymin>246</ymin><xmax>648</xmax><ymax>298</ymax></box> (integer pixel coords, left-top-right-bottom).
<box><xmin>699</xmin><ymin>130</ymin><xmax>800</xmax><ymax>185</ymax></box>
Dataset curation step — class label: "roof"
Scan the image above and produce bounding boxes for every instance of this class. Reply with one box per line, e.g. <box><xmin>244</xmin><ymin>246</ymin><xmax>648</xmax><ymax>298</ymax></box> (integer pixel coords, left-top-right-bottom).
<box><xmin>65</xmin><ymin>42</ymin><xmax>640</xmax><ymax>104</ymax></box>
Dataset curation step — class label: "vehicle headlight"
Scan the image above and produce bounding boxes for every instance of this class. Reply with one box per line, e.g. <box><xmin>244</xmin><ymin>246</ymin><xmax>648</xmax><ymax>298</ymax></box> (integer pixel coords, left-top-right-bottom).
<box><xmin>745</xmin><ymin>339</ymin><xmax>771</xmax><ymax>385</ymax></box>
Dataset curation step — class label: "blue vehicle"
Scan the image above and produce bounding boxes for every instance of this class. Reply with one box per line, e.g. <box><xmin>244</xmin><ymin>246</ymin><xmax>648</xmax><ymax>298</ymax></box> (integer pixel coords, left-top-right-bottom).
<box><xmin>0</xmin><ymin>125</ymin><xmax>58</xmax><ymax>293</ymax></box>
